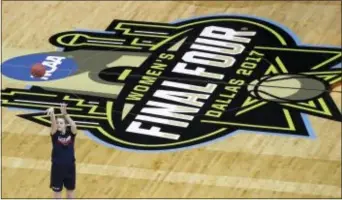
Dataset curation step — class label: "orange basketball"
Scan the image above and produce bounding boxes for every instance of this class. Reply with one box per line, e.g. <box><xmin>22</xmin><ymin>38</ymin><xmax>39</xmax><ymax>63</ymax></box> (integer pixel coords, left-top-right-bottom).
<box><xmin>31</xmin><ymin>63</ymin><xmax>46</xmax><ymax>78</ymax></box>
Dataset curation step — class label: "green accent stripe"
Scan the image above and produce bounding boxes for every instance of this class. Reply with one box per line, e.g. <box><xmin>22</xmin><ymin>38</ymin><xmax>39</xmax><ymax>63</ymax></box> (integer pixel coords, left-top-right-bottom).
<box><xmin>118</xmin><ymin>69</ymin><xmax>132</xmax><ymax>81</ymax></box>
<box><xmin>255</xmin><ymin>46</ymin><xmax>341</xmax><ymax>54</ymax></box>
<box><xmin>2</xmin><ymin>91</ymin><xmax>57</xmax><ymax>97</ymax></box>
<box><xmin>106</xmin><ymin>101</ymin><xmax>115</xmax><ymax>130</ymax></box>
<box><xmin>150</xmin><ymin>29</ymin><xmax>192</xmax><ymax>51</ymax></box>
<box><xmin>311</xmin><ymin>53</ymin><xmax>342</xmax><ymax>70</ymax></box>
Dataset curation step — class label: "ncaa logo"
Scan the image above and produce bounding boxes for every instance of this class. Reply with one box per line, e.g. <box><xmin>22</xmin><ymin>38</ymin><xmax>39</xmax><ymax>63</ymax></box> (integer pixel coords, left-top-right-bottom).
<box><xmin>1</xmin><ymin>53</ymin><xmax>78</xmax><ymax>82</ymax></box>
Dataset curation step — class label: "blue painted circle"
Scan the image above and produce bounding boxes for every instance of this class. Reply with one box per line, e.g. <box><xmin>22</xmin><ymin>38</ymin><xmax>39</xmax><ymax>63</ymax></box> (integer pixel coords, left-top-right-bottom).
<box><xmin>1</xmin><ymin>53</ymin><xmax>78</xmax><ymax>82</ymax></box>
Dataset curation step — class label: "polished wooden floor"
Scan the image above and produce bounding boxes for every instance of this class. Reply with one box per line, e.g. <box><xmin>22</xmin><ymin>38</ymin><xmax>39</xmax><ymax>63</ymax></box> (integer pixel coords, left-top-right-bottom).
<box><xmin>1</xmin><ymin>1</ymin><xmax>341</xmax><ymax>198</ymax></box>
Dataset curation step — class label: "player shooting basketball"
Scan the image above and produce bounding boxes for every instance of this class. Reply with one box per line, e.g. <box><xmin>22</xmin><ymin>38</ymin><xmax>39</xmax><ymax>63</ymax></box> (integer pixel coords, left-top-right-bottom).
<box><xmin>46</xmin><ymin>103</ymin><xmax>77</xmax><ymax>199</ymax></box>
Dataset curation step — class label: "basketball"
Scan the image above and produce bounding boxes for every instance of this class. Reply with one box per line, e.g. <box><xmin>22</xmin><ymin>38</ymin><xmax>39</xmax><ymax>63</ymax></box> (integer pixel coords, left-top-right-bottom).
<box><xmin>247</xmin><ymin>74</ymin><xmax>327</xmax><ymax>103</ymax></box>
<box><xmin>31</xmin><ymin>63</ymin><xmax>46</xmax><ymax>78</ymax></box>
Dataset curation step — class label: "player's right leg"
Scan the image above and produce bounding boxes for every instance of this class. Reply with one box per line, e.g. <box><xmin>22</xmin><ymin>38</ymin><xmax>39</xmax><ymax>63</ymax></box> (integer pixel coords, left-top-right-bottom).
<box><xmin>64</xmin><ymin>163</ymin><xmax>76</xmax><ymax>199</ymax></box>
<box><xmin>50</xmin><ymin>163</ymin><xmax>64</xmax><ymax>198</ymax></box>
<box><xmin>53</xmin><ymin>191</ymin><xmax>62</xmax><ymax>199</ymax></box>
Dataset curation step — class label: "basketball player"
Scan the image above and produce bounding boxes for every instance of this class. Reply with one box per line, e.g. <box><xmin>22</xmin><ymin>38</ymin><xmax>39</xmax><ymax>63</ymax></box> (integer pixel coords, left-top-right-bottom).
<box><xmin>46</xmin><ymin>103</ymin><xmax>77</xmax><ymax>199</ymax></box>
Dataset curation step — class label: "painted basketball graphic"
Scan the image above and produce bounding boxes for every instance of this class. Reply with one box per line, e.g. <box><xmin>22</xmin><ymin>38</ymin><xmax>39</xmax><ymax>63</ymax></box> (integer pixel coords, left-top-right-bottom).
<box><xmin>247</xmin><ymin>74</ymin><xmax>327</xmax><ymax>103</ymax></box>
<box><xmin>30</xmin><ymin>63</ymin><xmax>46</xmax><ymax>78</ymax></box>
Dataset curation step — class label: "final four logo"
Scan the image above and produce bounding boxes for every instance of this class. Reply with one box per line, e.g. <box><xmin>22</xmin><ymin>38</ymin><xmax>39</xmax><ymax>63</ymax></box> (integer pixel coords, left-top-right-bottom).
<box><xmin>1</xmin><ymin>15</ymin><xmax>341</xmax><ymax>151</ymax></box>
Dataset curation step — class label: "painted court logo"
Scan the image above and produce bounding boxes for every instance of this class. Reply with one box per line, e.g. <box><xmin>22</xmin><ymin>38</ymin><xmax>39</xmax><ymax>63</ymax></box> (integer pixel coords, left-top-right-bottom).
<box><xmin>1</xmin><ymin>15</ymin><xmax>341</xmax><ymax>151</ymax></box>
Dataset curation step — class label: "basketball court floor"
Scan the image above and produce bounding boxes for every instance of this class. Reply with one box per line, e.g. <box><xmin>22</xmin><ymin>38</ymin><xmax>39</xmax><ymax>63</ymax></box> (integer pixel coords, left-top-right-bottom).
<box><xmin>1</xmin><ymin>1</ymin><xmax>341</xmax><ymax>198</ymax></box>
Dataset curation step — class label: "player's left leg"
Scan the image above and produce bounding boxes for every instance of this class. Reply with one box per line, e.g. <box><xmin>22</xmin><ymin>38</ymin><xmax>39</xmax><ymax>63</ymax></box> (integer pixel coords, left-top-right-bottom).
<box><xmin>64</xmin><ymin>163</ymin><xmax>76</xmax><ymax>199</ymax></box>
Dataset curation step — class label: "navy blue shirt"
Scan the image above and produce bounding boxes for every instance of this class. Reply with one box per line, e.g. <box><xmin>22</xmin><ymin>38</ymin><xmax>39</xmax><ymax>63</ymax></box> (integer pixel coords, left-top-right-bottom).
<box><xmin>51</xmin><ymin>128</ymin><xmax>76</xmax><ymax>165</ymax></box>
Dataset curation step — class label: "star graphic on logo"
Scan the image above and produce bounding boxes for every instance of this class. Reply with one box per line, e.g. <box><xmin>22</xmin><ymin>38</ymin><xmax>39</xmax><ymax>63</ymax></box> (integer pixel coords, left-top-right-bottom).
<box><xmin>200</xmin><ymin>46</ymin><xmax>341</xmax><ymax>137</ymax></box>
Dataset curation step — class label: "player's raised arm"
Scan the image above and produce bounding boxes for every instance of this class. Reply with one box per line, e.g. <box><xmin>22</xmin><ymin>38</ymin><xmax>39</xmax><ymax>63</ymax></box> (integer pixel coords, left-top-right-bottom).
<box><xmin>60</xmin><ymin>103</ymin><xmax>77</xmax><ymax>135</ymax></box>
<box><xmin>46</xmin><ymin>107</ymin><xmax>57</xmax><ymax>135</ymax></box>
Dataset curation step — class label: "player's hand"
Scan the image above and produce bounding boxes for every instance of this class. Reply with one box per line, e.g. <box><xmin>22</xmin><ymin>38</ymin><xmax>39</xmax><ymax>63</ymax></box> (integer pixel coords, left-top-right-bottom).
<box><xmin>46</xmin><ymin>107</ymin><xmax>54</xmax><ymax>116</ymax></box>
<box><xmin>60</xmin><ymin>103</ymin><xmax>68</xmax><ymax>115</ymax></box>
